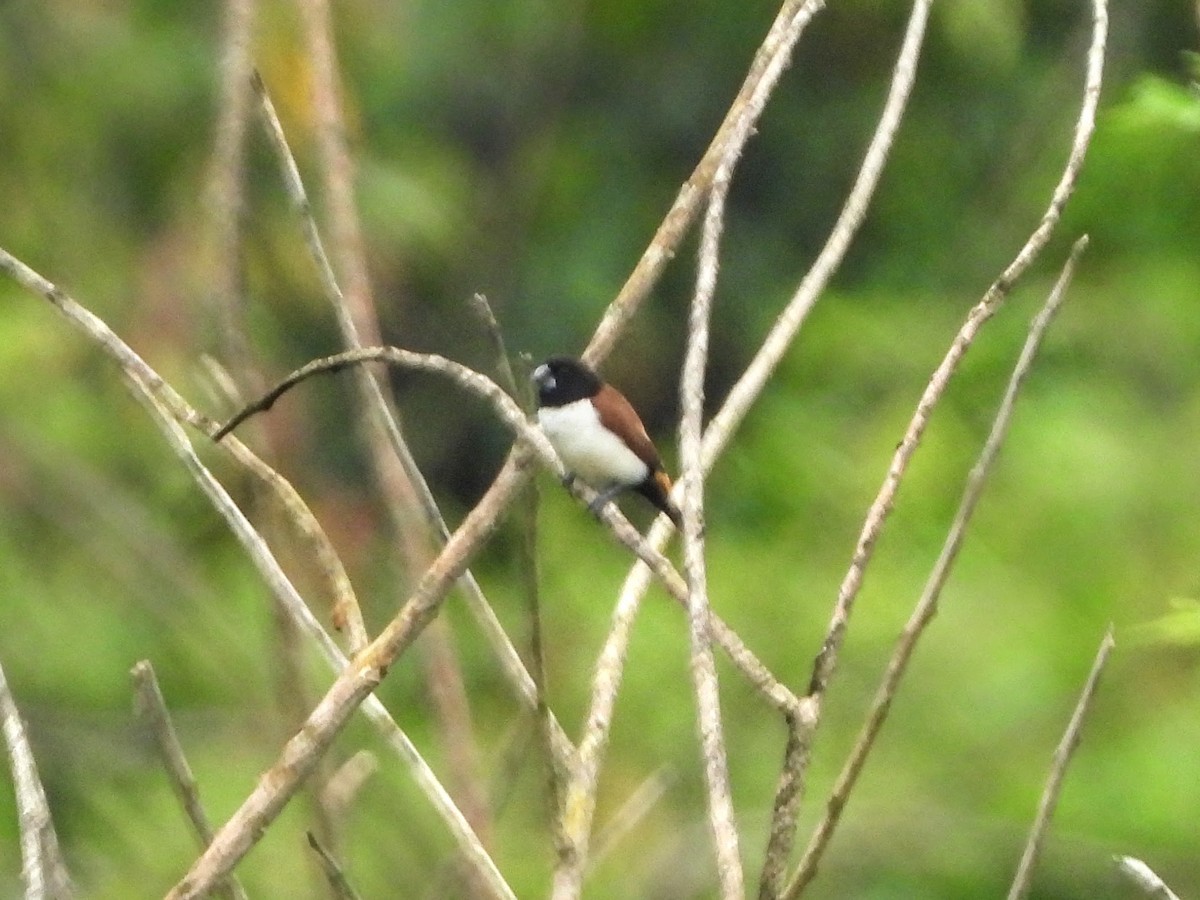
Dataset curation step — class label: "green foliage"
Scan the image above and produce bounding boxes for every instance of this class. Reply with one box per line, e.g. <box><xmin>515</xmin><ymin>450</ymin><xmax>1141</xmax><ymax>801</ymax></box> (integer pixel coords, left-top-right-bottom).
<box><xmin>1</xmin><ymin>0</ymin><xmax>1198</xmax><ymax>897</ymax></box>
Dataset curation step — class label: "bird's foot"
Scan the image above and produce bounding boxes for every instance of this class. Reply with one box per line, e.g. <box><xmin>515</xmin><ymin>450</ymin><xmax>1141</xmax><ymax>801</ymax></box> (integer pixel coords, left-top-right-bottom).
<box><xmin>587</xmin><ymin>486</ymin><xmax>620</xmax><ymax>519</ymax></box>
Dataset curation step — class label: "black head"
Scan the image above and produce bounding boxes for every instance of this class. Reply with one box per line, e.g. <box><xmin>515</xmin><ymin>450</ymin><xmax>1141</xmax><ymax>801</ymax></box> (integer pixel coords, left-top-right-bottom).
<box><xmin>532</xmin><ymin>356</ymin><xmax>602</xmax><ymax>408</ymax></box>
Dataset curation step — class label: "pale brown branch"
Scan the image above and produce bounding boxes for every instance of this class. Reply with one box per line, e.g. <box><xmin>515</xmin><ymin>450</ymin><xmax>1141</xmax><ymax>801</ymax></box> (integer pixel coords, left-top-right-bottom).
<box><xmin>0</xmin><ymin>249</ymin><xmax>514</xmax><ymax>900</ymax></box>
<box><xmin>583</xmin><ymin>0</ymin><xmax>826</xmax><ymax>367</ymax></box>
<box><xmin>218</xmin><ymin>347</ymin><xmax>796</xmax><ymax>708</ymax></box>
<box><xmin>566</xmin><ymin>0</ymin><xmax>931</xmax><ymax>890</ymax></box>
<box><xmin>1114</xmin><ymin>856</ymin><xmax>1182</xmax><ymax>900</ymax></box>
<box><xmin>253</xmin><ymin>73</ymin><xmax>573</xmax><ymax>777</ymax></box>
<box><xmin>167</xmin><ymin>456</ymin><xmax>530</xmax><ymax>900</ymax></box>
<box><xmin>556</xmin><ymin>3</ymin><xmax>831</xmax><ymax>892</ymax></box>
<box><xmin>757</xmin><ymin>716</ymin><xmax>809</xmax><ymax>899</ymax></box>
<box><xmin>469</xmin><ymin>298</ymin><xmax>567</xmax><ymax>854</ymax></box>
<box><xmin>206</xmin><ymin>0</ymin><xmax>256</xmax><ymax>378</ymax></box>
<box><xmin>223</xmin><ymin>435</ymin><xmax>370</xmax><ymax>650</ymax></box>
<box><xmin>785</xmin><ymin>235</ymin><xmax>1090</xmax><ymax>898</ymax></box>
<box><xmin>803</xmin><ymin>0</ymin><xmax>1107</xmax><ymax>729</ymax></box>
<box><xmin>177</xmin><ymin>341</ymin><xmax>801</xmax><ymax>897</ymax></box>
<box><xmin>673</xmin><ymin>25</ymin><xmax>784</xmax><ymax>890</ymax></box>
<box><xmin>1007</xmin><ymin>627</ymin><xmax>1116</xmax><ymax>900</ymax></box>
<box><xmin>0</xmin><ymin>654</ymin><xmax>73</xmax><ymax>900</ymax></box>
<box><xmin>307</xmin><ymin>831</ymin><xmax>364</xmax><ymax>900</ymax></box>
<box><xmin>587</xmin><ymin>767</ymin><xmax>676</xmax><ymax>874</ymax></box>
<box><xmin>131</xmin><ymin>661</ymin><xmax>248</xmax><ymax>900</ymax></box>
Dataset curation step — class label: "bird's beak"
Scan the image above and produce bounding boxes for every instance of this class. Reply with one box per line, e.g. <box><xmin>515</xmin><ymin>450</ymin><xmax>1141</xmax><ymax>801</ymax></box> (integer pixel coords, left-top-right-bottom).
<box><xmin>532</xmin><ymin>364</ymin><xmax>553</xmax><ymax>390</ymax></box>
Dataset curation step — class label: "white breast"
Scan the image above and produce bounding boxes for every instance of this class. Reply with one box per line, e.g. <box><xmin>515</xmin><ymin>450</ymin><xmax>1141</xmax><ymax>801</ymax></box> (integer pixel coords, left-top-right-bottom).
<box><xmin>537</xmin><ymin>400</ymin><xmax>650</xmax><ymax>489</ymax></box>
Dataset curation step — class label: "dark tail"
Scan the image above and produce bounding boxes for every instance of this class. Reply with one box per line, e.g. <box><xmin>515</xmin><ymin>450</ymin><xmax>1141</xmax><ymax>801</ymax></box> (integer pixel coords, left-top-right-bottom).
<box><xmin>637</xmin><ymin>470</ymin><xmax>683</xmax><ymax>528</ymax></box>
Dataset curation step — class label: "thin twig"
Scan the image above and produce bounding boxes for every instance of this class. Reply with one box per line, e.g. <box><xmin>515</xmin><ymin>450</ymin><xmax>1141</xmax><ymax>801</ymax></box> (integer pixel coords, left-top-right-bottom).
<box><xmin>583</xmin><ymin>0</ymin><xmax>826</xmax><ymax>366</ymax></box>
<box><xmin>587</xmin><ymin>768</ymin><xmax>676</xmax><ymax>874</ymax></box>
<box><xmin>568</xmin><ymin>1</ymin><xmax>931</xmax><ymax>892</ymax></box>
<box><xmin>555</xmin><ymin>3</ymin><xmax>830</xmax><ymax>893</ymax></box>
<box><xmin>471</xmin><ymin>299</ymin><xmax>568</xmax><ymax>849</ymax></box>
<box><xmin>675</xmin><ymin>39</ymin><xmax>769</xmax><ymax>897</ymax></box>
<box><xmin>206</xmin><ymin>0</ymin><xmax>256</xmax><ymax>379</ymax></box>
<box><xmin>216</xmin><ymin>347</ymin><xmax>796</xmax><ymax>709</ymax></box>
<box><xmin>253</xmin><ymin>73</ymin><xmax>573</xmax><ymax>776</ymax></box>
<box><xmin>131</xmin><ymin>661</ymin><xmax>248</xmax><ymax>900</ymax></box>
<box><xmin>803</xmin><ymin>0</ymin><xmax>1108</xmax><ymax>746</ymax></box>
<box><xmin>785</xmin><ymin>235</ymin><xmax>1090</xmax><ymax>898</ymax></box>
<box><xmin>757</xmin><ymin>716</ymin><xmax>808</xmax><ymax>899</ymax></box>
<box><xmin>1007</xmin><ymin>627</ymin><xmax>1116</xmax><ymax>900</ymax></box>
<box><xmin>1114</xmin><ymin>856</ymin><xmax>1182</xmax><ymax>900</ymax></box>
<box><xmin>0</xmin><ymin>654</ymin><xmax>73</xmax><ymax>900</ymax></box>
<box><xmin>307</xmin><ymin>831</ymin><xmax>364</xmax><ymax>900</ymax></box>
<box><xmin>0</xmin><ymin>250</ymin><xmax>515</xmax><ymax>900</ymax></box>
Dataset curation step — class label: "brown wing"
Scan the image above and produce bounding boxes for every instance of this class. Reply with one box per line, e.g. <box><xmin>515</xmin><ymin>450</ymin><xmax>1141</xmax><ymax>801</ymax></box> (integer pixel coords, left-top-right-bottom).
<box><xmin>593</xmin><ymin>383</ymin><xmax>664</xmax><ymax>471</ymax></box>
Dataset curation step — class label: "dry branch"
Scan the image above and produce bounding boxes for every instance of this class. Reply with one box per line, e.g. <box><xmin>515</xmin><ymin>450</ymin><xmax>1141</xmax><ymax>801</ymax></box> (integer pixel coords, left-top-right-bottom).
<box><xmin>757</xmin><ymin>715</ymin><xmax>809</xmax><ymax>900</ymax></box>
<box><xmin>131</xmin><ymin>661</ymin><xmax>248</xmax><ymax>900</ymax></box>
<box><xmin>0</xmin><ymin>249</ymin><xmax>514</xmax><ymax>900</ymax></box>
<box><xmin>1114</xmin><ymin>856</ymin><xmax>1182</xmax><ymax>900</ymax></box>
<box><xmin>800</xmin><ymin>0</ymin><xmax>1108</xmax><ymax>780</ymax></box>
<box><xmin>175</xmin><ymin>336</ymin><xmax>803</xmax><ymax>896</ymax></box>
<box><xmin>565</xmin><ymin>0</ymin><xmax>932</xmax><ymax>890</ymax></box>
<box><xmin>583</xmin><ymin>0</ymin><xmax>827</xmax><ymax>367</ymax></box>
<box><xmin>785</xmin><ymin>235</ymin><xmax>1090</xmax><ymax>897</ymax></box>
<box><xmin>1007</xmin><ymin>627</ymin><xmax>1116</xmax><ymax>900</ymax></box>
<box><xmin>206</xmin><ymin>0</ymin><xmax>256</xmax><ymax>375</ymax></box>
<box><xmin>253</xmin><ymin>71</ymin><xmax>574</xmax><ymax>774</ymax></box>
<box><xmin>471</xmin><ymin>296</ymin><xmax>569</xmax><ymax>849</ymax></box>
<box><xmin>307</xmin><ymin>831</ymin><xmax>364</xmax><ymax>900</ymax></box>
<box><xmin>672</xmin><ymin>19</ymin><xmax>788</xmax><ymax>888</ymax></box>
<box><xmin>217</xmin><ymin>347</ymin><xmax>797</xmax><ymax>711</ymax></box>
<box><xmin>0</xmin><ymin>653</ymin><xmax>73</xmax><ymax>900</ymax></box>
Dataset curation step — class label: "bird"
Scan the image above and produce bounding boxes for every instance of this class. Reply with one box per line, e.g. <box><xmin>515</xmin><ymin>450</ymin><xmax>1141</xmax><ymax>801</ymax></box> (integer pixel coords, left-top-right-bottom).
<box><xmin>532</xmin><ymin>355</ymin><xmax>682</xmax><ymax>527</ymax></box>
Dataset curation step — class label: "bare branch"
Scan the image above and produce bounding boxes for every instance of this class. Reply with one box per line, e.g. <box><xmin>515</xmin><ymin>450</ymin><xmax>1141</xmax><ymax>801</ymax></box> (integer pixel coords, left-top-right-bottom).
<box><xmin>757</xmin><ymin>716</ymin><xmax>809</xmax><ymax>899</ymax></box>
<box><xmin>804</xmin><ymin>0</ymin><xmax>1107</xmax><ymax>726</ymax></box>
<box><xmin>671</xmin><ymin>16</ymin><xmax>795</xmax><ymax>886</ymax></box>
<box><xmin>206</xmin><ymin>0</ymin><xmax>256</xmax><ymax>377</ymax></box>
<box><xmin>583</xmin><ymin>0</ymin><xmax>826</xmax><ymax>366</ymax></box>
<box><xmin>556</xmin><ymin>3</ymin><xmax>833</xmax><ymax>891</ymax></box>
<box><xmin>307</xmin><ymin>831</ymin><xmax>364</xmax><ymax>900</ymax></box>
<box><xmin>131</xmin><ymin>661</ymin><xmax>248</xmax><ymax>900</ymax></box>
<box><xmin>217</xmin><ymin>346</ymin><xmax>796</xmax><ymax>711</ymax></box>
<box><xmin>0</xmin><ymin>250</ymin><xmax>515</xmax><ymax>900</ymax></box>
<box><xmin>221</xmin><ymin>434</ymin><xmax>370</xmax><ymax>650</ymax></box>
<box><xmin>320</xmin><ymin>750</ymin><xmax>379</xmax><ymax>823</ymax></box>
<box><xmin>175</xmin><ymin>336</ymin><xmax>805</xmax><ymax>896</ymax></box>
<box><xmin>0</xmin><ymin>654</ymin><xmax>73</xmax><ymax>900</ymax></box>
<box><xmin>1114</xmin><ymin>856</ymin><xmax>1182</xmax><ymax>900</ymax></box>
<box><xmin>166</xmin><ymin>462</ymin><xmax>527</xmax><ymax>899</ymax></box>
<box><xmin>565</xmin><ymin>0</ymin><xmax>933</xmax><ymax>891</ymax></box>
<box><xmin>588</xmin><ymin>768</ymin><xmax>676</xmax><ymax>874</ymax></box>
<box><xmin>253</xmin><ymin>73</ymin><xmax>572</xmax><ymax>776</ymax></box>
<box><xmin>1007</xmin><ymin>627</ymin><xmax>1116</xmax><ymax>900</ymax></box>
<box><xmin>785</xmin><ymin>235</ymin><xmax>1090</xmax><ymax>897</ymax></box>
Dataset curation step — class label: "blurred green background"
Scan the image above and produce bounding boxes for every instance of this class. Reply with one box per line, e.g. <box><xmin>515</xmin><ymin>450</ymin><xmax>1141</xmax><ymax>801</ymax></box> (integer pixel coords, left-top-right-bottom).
<box><xmin>1</xmin><ymin>0</ymin><xmax>1198</xmax><ymax>897</ymax></box>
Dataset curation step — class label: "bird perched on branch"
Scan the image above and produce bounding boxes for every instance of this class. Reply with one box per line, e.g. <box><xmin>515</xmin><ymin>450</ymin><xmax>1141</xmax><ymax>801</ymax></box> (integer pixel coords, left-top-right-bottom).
<box><xmin>532</xmin><ymin>355</ymin><xmax>682</xmax><ymax>527</ymax></box>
